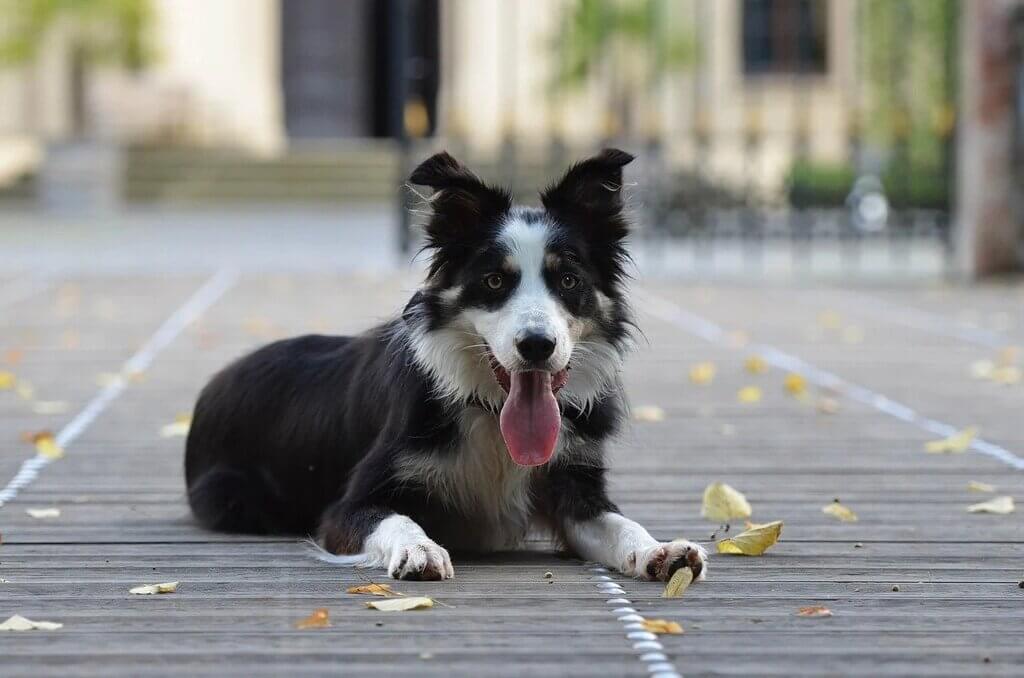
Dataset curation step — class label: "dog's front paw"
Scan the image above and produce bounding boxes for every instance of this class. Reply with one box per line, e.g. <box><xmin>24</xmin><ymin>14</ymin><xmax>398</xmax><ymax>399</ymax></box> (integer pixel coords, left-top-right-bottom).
<box><xmin>387</xmin><ymin>540</ymin><xmax>454</xmax><ymax>580</ymax></box>
<box><xmin>632</xmin><ymin>539</ymin><xmax>708</xmax><ymax>582</ymax></box>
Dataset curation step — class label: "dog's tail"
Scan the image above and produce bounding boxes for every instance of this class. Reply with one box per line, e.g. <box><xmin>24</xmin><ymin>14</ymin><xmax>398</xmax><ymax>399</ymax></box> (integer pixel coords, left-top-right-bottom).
<box><xmin>305</xmin><ymin>538</ymin><xmax>387</xmax><ymax>567</ymax></box>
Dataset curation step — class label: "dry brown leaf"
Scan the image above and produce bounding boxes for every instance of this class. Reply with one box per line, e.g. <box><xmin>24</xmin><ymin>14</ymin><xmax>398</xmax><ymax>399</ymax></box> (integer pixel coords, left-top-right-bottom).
<box><xmin>3</xmin><ymin>349</ymin><xmax>23</xmax><ymax>366</ymax></box>
<box><xmin>925</xmin><ymin>427</ymin><xmax>977</xmax><ymax>454</ymax></box>
<box><xmin>632</xmin><ymin>405</ymin><xmax>666</xmax><ymax>423</ymax></box>
<box><xmin>295</xmin><ymin>608</ymin><xmax>330</xmax><ymax>629</ymax></box>
<box><xmin>689</xmin><ymin>362</ymin><xmax>716</xmax><ymax>385</ymax></box>
<box><xmin>346</xmin><ymin>583</ymin><xmax>396</xmax><ymax>597</ymax></box>
<box><xmin>783</xmin><ymin>373</ymin><xmax>807</xmax><ymax>396</ymax></box>
<box><xmin>0</xmin><ymin>371</ymin><xmax>15</xmax><ymax>389</ymax></box>
<box><xmin>744</xmin><ymin>355</ymin><xmax>769</xmax><ymax>374</ymax></box>
<box><xmin>26</xmin><ymin>508</ymin><xmax>60</xmax><ymax>519</ymax></box>
<box><xmin>129</xmin><ymin>581</ymin><xmax>178</xmax><ymax>595</ymax></box>
<box><xmin>796</xmin><ymin>606</ymin><xmax>833</xmax><ymax>618</ymax></box>
<box><xmin>0</xmin><ymin>614</ymin><xmax>63</xmax><ymax>631</ymax></box>
<box><xmin>641</xmin><ymin>619</ymin><xmax>684</xmax><ymax>634</ymax></box>
<box><xmin>966</xmin><ymin>496</ymin><xmax>1015</xmax><ymax>514</ymax></box>
<box><xmin>717</xmin><ymin>520</ymin><xmax>783</xmax><ymax>556</ymax></box>
<box><xmin>967</xmin><ymin>481</ymin><xmax>996</xmax><ymax>493</ymax></box>
<box><xmin>737</xmin><ymin>386</ymin><xmax>762</xmax><ymax>404</ymax></box>
<box><xmin>366</xmin><ymin>597</ymin><xmax>434</xmax><ymax>611</ymax></box>
<box><xmin>701</xmin><ymin>482</ymin><xmax>753</xmax><ymax>522</ymax></box>
<box><xmin>822</xmin><ymin>501</ymin><xmax>858</xmax><ymax>523</ymax></box>
<box><xmin>662</xmin><ymin>567</ymin><xmax>694</xmax><ymax>599</ymax></box>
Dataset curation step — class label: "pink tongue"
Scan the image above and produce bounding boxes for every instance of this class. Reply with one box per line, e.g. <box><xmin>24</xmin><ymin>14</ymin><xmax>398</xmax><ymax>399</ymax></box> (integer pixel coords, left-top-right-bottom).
<box><xmin>499</xmin><ymin>371</ymin><xmax>561</xmax><ymax>466</ymax></box>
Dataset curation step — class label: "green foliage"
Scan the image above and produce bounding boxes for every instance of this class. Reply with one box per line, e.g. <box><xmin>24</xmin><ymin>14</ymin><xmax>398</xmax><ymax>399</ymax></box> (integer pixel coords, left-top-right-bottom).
<box><xmin>787</xmin><ymin>160</ymin><xmax>949</xmax><ymax>210</ymax></box>
<box><xmin>552</xmin><ymin>0</ymin><xmax>693</xmax><ymax>89</ymax></box>
<box><xmin>0</xmin><ymin>0</ymin><xmax>156</xmax><ymax>68</ymax></box>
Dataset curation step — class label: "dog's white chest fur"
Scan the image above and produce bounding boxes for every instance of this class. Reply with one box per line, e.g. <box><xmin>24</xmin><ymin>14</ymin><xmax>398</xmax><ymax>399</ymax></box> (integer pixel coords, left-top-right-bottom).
<box><xmin>395</xmin><ymin>408</ymin><xmax>536</xmax><ymax>550</ymax></box>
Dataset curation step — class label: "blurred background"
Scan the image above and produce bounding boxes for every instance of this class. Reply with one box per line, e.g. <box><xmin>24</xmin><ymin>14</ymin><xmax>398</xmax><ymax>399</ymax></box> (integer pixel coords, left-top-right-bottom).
<box><xmin>0</xmin><ymin>0</ymin><xmax>1021</xmax><ymax>280</ymax></box>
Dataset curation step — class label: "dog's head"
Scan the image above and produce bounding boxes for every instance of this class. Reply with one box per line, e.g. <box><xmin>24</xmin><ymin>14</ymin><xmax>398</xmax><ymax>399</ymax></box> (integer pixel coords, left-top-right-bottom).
<box><xmin>403</xmin><ymin>149</ymin><xmax>635</xmax><ymax>466</ymax></box>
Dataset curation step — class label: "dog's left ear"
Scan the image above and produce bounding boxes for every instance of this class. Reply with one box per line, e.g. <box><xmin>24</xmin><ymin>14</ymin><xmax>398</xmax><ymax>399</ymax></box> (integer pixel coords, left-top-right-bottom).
<box><xmin>541</xmin><ymin>148</ymin><xmax>634</xmax><ymax>222</ymax></box>
<box><xmin>409</xmin><ymin>151</ymin><xmax>511</xmax><ymax>245</ymax></box>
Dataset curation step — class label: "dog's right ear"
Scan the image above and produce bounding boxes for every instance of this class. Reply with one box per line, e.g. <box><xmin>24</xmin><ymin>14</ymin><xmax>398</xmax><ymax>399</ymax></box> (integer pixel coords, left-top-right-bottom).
<box><xmin>409</xmin><ymin>152</ymin><xmax>511</xmax><ymax>245</ymax></box>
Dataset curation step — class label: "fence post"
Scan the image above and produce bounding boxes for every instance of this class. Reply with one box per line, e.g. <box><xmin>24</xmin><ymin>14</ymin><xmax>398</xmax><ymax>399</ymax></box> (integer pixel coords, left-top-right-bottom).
<box><xmin>955</xmin><ymin>0</ymin><xmax>1024</xmax><ymax>277</ymax></box>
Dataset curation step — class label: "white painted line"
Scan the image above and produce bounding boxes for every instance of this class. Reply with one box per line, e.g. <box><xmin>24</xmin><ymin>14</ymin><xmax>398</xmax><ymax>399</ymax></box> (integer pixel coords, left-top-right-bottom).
<box><xmin>0</xmin><ymin>269</ymin><xmax>238</xmax><ymax>507</ymax></box>
<box><xmin>0</xmin><ymin>274</ymin><xmax>53</xmax><ymax>311</ymax></box>
<box><xmin>641</xmin><ymin>291</ymin><xmax>1024</xmax><ymax>470</ymax></box>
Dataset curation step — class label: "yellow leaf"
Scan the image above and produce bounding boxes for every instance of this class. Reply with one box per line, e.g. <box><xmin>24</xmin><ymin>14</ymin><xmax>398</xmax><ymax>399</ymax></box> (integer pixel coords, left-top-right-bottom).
<box><xmin>783</xmin><ymin>373</ymin><xmax>807</xmax><ymax>396</ymax></box>
<box><xmin>346</xmin><ymin>583</ymin><xmax>396</xmax><ymax>597</ymax></box>
<box><xmin>641</xmin><ymin>619</ymin><xmax>684</xmax><ymax>634</ymax></box>
<box><xmin>662</xmin><ymin>567</ymin><xmax>693</xmax><ymax>599</ymax></box>
<box><xmin>632</xmin><ymin>405</ymin><xmax>665</xmax><ymax>423</ymax></box>
<box><xmin>701</xmin><ymin>482</ymin><xmax>752</xmax><ymax>522</ymax></box>
<box><xmin>925</xmin><ymin>427</ymin><xmax>977</xmax><ymax>454</ymax></box>
<box><xmin>966</xmin><ymin>496</ymin><xmax>1015</xmax><ymax>514</ymax></box>
<box><xmin>0</xmin><ymin>371</ymin><xmax>15</xmax><ymax>389</ymax></box>
<box><xmin>689</xmin><ymin>362</ymin><xmax>716</xmax><ymax>385</ymax></box>
<box><xmin>967</xmin><ymin>481</ymin><xmax>996</xmax><ymax>493</ymax></box>
<box><xmin>717</xmin><ymin>520</ymin><xmax>783</xmax><ymax>556</ymax></box>
<box><xmin>822</xmin><ymin>501</ymin><xmax>858</xmax><ymax>522</ymax></box>
<box><xmin>366</xmin><ymin>596</ymin><xmax>434</xmax><ymax>611</ymax></box>
<box><xmin>295</xmin><ymin>608</ymin><xmax>330</xmax><ymax>629</ymax></box>
<box><xmin>129</xmin><ymin>581</ymin><xmax>179</xmax><ymax>595</ymax></box>
<box><xmin>737</xmin><ymin>386</ymin><xmax>762</xmax><ymax>403</ymax></box>
<box><xmin>0</xmin><ymin>615</ymin><xmax>63</xmax><ymax>631</ymax></box>
<box><xmin>26</xmin><ymin>508</ymin><xmax>60</xmax><ymax>519</ymax></box>
<box><xmin>744</xmin><ymin>355</ymin><xmax>768</xmax><ymax>374</ymax></box>
<box><xmin>796</xmin><ymin>606</ymin><xmax>833</xmax><ymax>618</ymax></box>
<box><xmin>34</xmin><ymin>434</ymin><xmax>64</xmax><ymax>460</ymax></box>
<box><xmin>160</xmin><ymin>415</ymin><xmax>192</xmax><ymax>438</ymax></box>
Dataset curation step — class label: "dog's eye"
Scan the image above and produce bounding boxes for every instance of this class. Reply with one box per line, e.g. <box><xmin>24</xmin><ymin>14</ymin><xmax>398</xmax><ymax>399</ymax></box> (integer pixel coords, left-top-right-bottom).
<box><xmin>560</xmin><ymin>273</ymin><xmax>580</xmax><ymax>290</ymax></box>
<box><xmin>484</xmin><ymin>273</ymin><xmax>504</xmax><ymax>290</ymax></box>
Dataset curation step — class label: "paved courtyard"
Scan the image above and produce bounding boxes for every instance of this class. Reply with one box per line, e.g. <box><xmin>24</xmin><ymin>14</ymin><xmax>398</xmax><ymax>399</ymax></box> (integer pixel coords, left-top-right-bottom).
<box><xmin>0</xmin><ymin>212</ymin><xmax>1022</xmax><ymax>676</ymax></box>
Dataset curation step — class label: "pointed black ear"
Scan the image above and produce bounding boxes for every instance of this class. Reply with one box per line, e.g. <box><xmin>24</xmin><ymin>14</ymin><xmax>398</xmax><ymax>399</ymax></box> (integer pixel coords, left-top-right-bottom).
<box><xmin>409</xmin><ymin>152</ymin><xmax>511</xmax><ymax>248</ymax></box>
<box><xmin>541</xmin><ymin>148</ymin><xmax>634</xmax><ymax>217</ymax></box>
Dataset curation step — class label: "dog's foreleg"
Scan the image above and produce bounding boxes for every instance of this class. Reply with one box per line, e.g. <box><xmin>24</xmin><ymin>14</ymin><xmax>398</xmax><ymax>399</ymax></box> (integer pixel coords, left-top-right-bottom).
<box><xmin>315</xmin><ymin>504</ymin><xmax>454</xmax><ymax>580</ymax></box>
<box><xmin>562</xmin><ymin>511</ymin><xmax>707</xmax><ymax>582</ymax></box>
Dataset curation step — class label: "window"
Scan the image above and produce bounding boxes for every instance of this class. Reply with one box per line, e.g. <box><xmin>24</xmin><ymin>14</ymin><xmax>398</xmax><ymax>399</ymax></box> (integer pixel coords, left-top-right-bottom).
<box><xmin>742</xmin><ymin>0</ymin><xmax>828</xmax><ymax>75</ymax></box>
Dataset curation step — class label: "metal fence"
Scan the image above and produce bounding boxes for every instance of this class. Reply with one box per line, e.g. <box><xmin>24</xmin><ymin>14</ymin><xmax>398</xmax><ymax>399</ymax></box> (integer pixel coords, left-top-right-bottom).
<box><xmin>408</xmin><ymin>0</ymin><xmax>961</xmax><ymax>276</ymax></box>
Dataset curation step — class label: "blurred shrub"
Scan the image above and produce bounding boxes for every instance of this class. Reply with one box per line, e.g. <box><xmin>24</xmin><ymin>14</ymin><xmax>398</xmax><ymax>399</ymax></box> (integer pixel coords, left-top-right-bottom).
<box><xmin>787</xmin><ymin>160</ymin><xmax>949</xmax><ymax>210</ymax></box>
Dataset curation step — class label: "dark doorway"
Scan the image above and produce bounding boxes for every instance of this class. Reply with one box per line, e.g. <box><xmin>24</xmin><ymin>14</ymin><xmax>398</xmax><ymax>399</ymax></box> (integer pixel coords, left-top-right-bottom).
<box><xmin>280</xmin><ymin>0</ymin><xmax>440</xmax><ymax>140</ymax></box>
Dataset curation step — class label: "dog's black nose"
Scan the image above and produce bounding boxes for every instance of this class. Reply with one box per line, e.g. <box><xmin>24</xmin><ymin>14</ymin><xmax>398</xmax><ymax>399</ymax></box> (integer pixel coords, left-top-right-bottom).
<box><xmin>516</xmin><ymin>332</ymin><xmax>556</xmax><ymax>363</ymax></box>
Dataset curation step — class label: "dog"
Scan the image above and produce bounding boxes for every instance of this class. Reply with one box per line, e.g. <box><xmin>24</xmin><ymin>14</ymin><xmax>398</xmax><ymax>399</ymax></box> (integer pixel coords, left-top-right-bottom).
<box><xmin>184</xmin><ymin>149</ymin><xmax>707</xmax><ymax>582</ymax></box>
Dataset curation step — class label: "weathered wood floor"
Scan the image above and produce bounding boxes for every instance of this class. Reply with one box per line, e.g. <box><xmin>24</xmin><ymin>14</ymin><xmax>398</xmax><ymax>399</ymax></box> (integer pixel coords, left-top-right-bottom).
<box><xmin>1</xmin><ymin>272</ymin><xmax>1022</xmax><ymax>677</ymax></box>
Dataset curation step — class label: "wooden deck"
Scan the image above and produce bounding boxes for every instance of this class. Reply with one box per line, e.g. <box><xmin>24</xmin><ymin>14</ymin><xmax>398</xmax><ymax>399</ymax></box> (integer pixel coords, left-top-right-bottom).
<box><xmin>1</xmin><ymin>271</ymin><xmax>1022</xmax><ymax>677</ymax></box>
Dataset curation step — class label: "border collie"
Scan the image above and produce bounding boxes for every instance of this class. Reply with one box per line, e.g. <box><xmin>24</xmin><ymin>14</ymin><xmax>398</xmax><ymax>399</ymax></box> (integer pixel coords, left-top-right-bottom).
<box><xmin>184</xmin><ymin>149</ymin><xmax>707</xmax><ymax>582</ymax></box>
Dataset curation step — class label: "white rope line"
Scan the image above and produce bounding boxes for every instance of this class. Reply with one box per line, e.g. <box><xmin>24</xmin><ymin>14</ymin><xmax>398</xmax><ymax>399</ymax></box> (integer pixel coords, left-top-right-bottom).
<box><xmin>0</xmin><ymin>269</ymin><xmax>239</xmax><ymax>507</ymax></box>
<box><xmin>640</xmin><ymin>291</ymin><xmax>1024</xmax><ymax>470</ymax></box>
<box><xmin>589</xmin><ymin>565</ymin><xmax>682</xmax><ymax>678</ymax></box>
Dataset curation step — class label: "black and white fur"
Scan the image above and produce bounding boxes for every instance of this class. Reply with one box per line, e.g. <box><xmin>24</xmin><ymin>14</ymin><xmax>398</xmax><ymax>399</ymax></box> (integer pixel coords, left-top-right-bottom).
<box><xmin>184</xmin><ymin>149</ymin><xmax>708</xmax><ymax>582</ymax></box>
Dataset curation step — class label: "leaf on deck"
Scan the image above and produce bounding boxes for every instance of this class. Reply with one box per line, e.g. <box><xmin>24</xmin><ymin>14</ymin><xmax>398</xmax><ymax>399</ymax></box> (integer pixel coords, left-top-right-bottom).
<box><xmin>129</xmin><ymin>582</ymin><xmax>179</xmax><ymax>595</ymax></box>
<box><xmin>295</xmin><ymin>608</ymin><xmax>331</xmax><ymax>629</ymax></box>
<box><xmin>822</xmin><ymin>501</ymin><xmax>858</xmax><ymax>522</ymax></box>
<box><xmin>366</xmin><ymin>597</ymin><xmax>434</xmax><ymax>611</ymax></box>
<box><xmin>924</xmin><ymin>427</ymin><xmax>977</xmax><ymax>454</ymax></box>
<box><xmin>966</xmin><ymin>496</ymin><xmax>1015</xmax><ymax>515</ymax></box>
<box><xmin>701</xmin><ymin>482</ymin><xmax>752</xmax><ymax>522</ymax></box>
<box><xmin>662</xmin><ymin>568</ymin><xmax>694</xmax><ymax>599</ymax></box>
<box><xmin>717</xmin><ymin>521</ymin><xmax>783</xmax><ymax>556</ymax></box>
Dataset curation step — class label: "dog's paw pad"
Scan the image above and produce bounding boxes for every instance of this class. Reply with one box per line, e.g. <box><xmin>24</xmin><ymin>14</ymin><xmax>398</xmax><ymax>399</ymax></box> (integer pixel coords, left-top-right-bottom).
<box><xmin>388</xmin><ymin>541</ymin><xmax>454</xmax><ymax>581</ymax></box>
<box><xmin>641</xmin><ymin>540</ymin><xmax>708</xmax><ymax>582</ymax></box>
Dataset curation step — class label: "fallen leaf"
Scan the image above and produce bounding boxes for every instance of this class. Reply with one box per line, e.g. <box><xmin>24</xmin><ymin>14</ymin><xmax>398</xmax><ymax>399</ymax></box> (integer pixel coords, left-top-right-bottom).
<box><xmin>717</xmin><ymin>520</ymin><xmax>783</xmax><ymax>556</ymax></box>
<box><xmin>783</xmin><ymin>373</ymin><xmax>807</xmax><ymax>396</ymax></box>
<box><xmin>998</xmin><ymin>346</ymin><xmax>1020</xmax><ymax>367</ymax></box>
<box><xmin>3</xmin><ymin>349</ymin><xmax>23</xmax><ymax>365</ymax></box>
<box><xmin>160</xmin><ymin>414</ymin><xmax>192</xmax><ymax>438</ymax></box>
<box><xmin>702</xmin><ymin>482</ymin><xmax>752</xmax><ymax>522</ymax></box>
<box><xmin>970</xmin><ymin>360</ymin><xmax>995</xmax><ymax>379</ymax></box>
<box><xmin>744</xmin><ymin>355</ymin><xmax>768</xmax><ymax>374</ymax></box>
<box><xmin>796</xmin><ymin>606</ymin><xmax>833</xmax><ymax>618</ymax></box>
<box><xmin>737</xmin><ymin>386</ymin><xmax>762</xmax><ymax>403</ymax></box>
<box><xmin>822</xmin><ymin>501</ymin><xmax>858</xmax><ymax>522</ymax></box>
<box><xmin>967</xmin><ymin>496</ymin><xmax>1015</xmax><ymax>514</ymax></box>
<box><xmin>816</xmin><ymin>397</ymin><xmax>840</xmax><ymax>414</ymax></box>
<box><xmin>0</xmin><ymin>371</ymin><xmax>15</xmax><ymax>389</ymax></box>
<box><xmin>662</xmin><ymin>567</ymin><xmax>694</xmax><ymax>599</ymax></box>
<box><xmin>295</xmin><ymin>608</ymin><xmax>331</xmax><ymax>629</ymax></box>
<box><xmin>31</xmin><ymin>401</ymin><xmax>70</xmax><ymax>415</ymax></box>
<box><xmin>26</xmin><ymin>508</ymin><xmax>60</xmax><ymax>519</ymax></box>
<box><xmin>0</xmin><ymin>615</ymin><xmax>63</xmax><ymax>631</ymax></box>
<box><xmin>689</xmin><ymin>362</ymin><xmax>716</xmax><ymax>385</ymax></box>
<box><xmin>967</xmin><ymin>481</ymin><xmax>996</xmax><ymax>493</ymax></box>
<box><xmin>346</xmin><ymin>583</ymin><xmax>396</xmax><ymax>597</ymax></box>
<box><xmin>925</xmin><ymin>427</ymin><xmax>977</xmax><ymax>453</ymax></box>
<box><xmin>641</xmin><ymin>619</ymin><xmax>684</xmax><ymax>634</ymax></box>
<box><xmin>129</xmin><ymin>581</ymin><xmax>179</xmax><ymax>595</ymax></box>
<box><xmin>632</xmin><ymin>405</ymin><xmax>665</xmax><ymax>423</ymax></box>
<box><xmin>366</xmin><ymin>597</ymin><xmax>434</xmax><ymax>611</ymax></box>
<box><xmin>34</xmin><ymin>433</ymin><xmax>64</xmax><ymax>460</ymax></box>
<box><xmin>991</xmin><ymin>366</ymin><xmax>1021</xmax><ymax>385</ymax></box>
